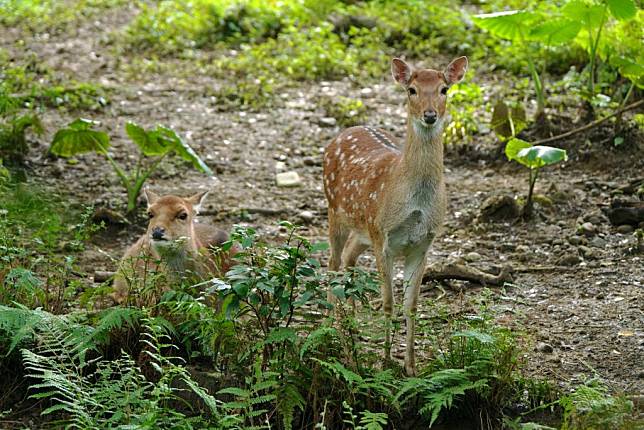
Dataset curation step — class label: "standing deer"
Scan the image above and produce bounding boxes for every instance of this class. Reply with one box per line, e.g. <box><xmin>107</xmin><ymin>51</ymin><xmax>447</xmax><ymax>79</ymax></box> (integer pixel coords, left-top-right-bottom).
<box><xmin>323</xmin><ymin>56</ymin><xmax>468</xmax><ymax>375</ymax></box>
<box><xmin>113</xmin><ymin>189</ymin><xmax>235</xmax><ymax>305</ymax></box>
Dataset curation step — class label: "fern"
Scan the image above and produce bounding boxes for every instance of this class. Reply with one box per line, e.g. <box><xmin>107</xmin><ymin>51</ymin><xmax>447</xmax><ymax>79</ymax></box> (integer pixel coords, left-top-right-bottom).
<box><xmin>395</xmin><ymin>369</ymin><xmax>488</xmax><ymax>426</ymax></box>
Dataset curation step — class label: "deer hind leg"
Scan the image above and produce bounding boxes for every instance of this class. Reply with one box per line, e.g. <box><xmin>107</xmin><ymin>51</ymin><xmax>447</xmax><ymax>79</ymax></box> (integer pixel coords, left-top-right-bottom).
<box><xmin>327</xmin><ymin>217</ymin><xmax>349</xmax><ymax>305</ymax></box>
<box><xmin>402</xmin><ymin>248</ymin><xmax>428</xmax><ymax>376</ymax></box>
<box><xmin>373</xmin><ymin>241</ymin><xmax>394</xmax><ymax>362</ymax></box>
<box><xmin>341</xmin><ymin>231</ymin><xmax>369</xmax><ymax>311</ymax></box>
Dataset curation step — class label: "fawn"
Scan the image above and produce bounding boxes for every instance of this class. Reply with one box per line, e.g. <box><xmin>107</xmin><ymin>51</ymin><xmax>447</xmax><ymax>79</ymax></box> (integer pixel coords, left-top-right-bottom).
<box><xmin>323</xmin><ymin>56</ymin><xmax>468</xmax><ymax>375</ymax></box>
<box><xmin>113</xmin><ymin>189</ymin><xmax>234</xmax><ymax>305</ymax></box>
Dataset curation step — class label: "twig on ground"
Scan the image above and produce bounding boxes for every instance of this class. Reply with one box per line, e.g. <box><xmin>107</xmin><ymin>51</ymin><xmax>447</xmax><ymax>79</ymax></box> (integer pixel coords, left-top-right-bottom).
<box><xmin>533</xmin><ymin>99</ymin><xmax>644</xmax><ymax>145</ymax></box>
<box><xmin>421</xmin><ymin>263</ymin><xmax>513</xmax><ymax>289</ymax></box>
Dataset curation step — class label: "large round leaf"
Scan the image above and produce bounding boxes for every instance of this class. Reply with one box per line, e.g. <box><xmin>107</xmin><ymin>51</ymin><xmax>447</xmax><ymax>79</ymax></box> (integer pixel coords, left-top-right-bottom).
<box><xmin>529</xmin><ymin>18</ymin><xmax>582</xmax><ymax>45</ymax></box>
<box><xmin>505</xmin><ymin>138</ymin><xmax>533</xmax><ymax>162</ymax></box>
<box><xmin>606</xmin><ymin>0</ymin><xmax>637</xmax><ymax>20</ymax></box>
<box><xmin>125</xmin><ymin>121</ymin><xmax>169</xmax><ymax>156</ymax></box>
<box><xmin>153</xmin><ymin>126</ymin><xmax>213</xmax><ymax>176</ymax></box>
<box><xmin>563</xmin><ymin>1</ymin><xmax>606</xmax><ymax>27</ymax></box>
<box><xmin>472</xmin><ymin>10</ymin><xmax>536</xmax><ymax>41</ymax></box>
<box><xmin>516</xmin><ymin>145</ymin><xmax>568</xmax><ymax>169</ymax></box>
<box><xmin>50</xmin><ymin>118</ymin><xmax>110</xmax><ymax>157</ymax></box>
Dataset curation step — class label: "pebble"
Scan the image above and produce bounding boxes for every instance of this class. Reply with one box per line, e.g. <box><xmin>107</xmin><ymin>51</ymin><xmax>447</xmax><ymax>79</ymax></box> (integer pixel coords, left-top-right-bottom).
<box><xmin>589</xmin><ymin>237</ymin><xmax>607</xmax><ymax>248</ymax></box>
<box><xmin>580</xmin><ymin>222</ymin><xmax>596</xmax><ymax>237</ymax></box>
<box><xmin>579</xmin><ymin>245</ymin><xmax>593</xmax><ymax>258</ymax></box>
<box><xmin>318</xmin><ymin>117</ymin><xmax>337</xmax><ymax>127</ymax></box>
<box><xmin>568</xmin><ymin>236</ymin><xmax>585</xmax><ymax>246</ymax></box>
<box><xmin>516</xmin><ymin>244</ymin><xmax>529</xmax><ymax>253</ymax></box>
<box><xmin>275</xmin><ymin>171</ymin><xmax>301</xmax><ymax>187</ymax></box>
<box><xmin>464</xmin><ymin>252</ymin><xmax>482</xmax><ymax>262</ymax></box>
<box><xmin>557</xmin><ymin>253</ymin><xmax>581</xmax><ymax>266</ymax></box>
<box><xmin>536</xmin><ymin>342</ymin><xmax>554</xmax><ymax>354</ymax></box>
<box><xmin>302</xmin><ymin>156</ymin><xmax>319</xmax><ymax>166</ymax></box>
<box><xmin>616</xmin><ymin>224</ymin><xmax>634</xmax><ymax>234</ymax></box>
<box><xmin>298</xmin><ymin>210</ymin><xmax>315</xmax><ymax>224</ymax></box>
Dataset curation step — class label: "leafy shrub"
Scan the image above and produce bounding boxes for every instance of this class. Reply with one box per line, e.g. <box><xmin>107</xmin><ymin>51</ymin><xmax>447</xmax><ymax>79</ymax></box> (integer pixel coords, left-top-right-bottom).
<box><xmin>321</xmin><ymin>96</ymin><xmax>368</xmax><ymax>128</ymax></box>
<box><xmin>49</xmin><ymin>119</ymin><xmax>212</xmax><ymax>214</ymax></box>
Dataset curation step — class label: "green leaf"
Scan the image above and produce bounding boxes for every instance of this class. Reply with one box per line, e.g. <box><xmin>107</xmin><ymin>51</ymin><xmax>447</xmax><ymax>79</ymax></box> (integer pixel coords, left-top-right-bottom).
<box><xmin>125</xmin><ymin>121</ymin><xmax>168</xmax><ymax>156</ymax></box>
<box><xmin>529</xmin><ymin>18</ymin><xmax>581</xmax><ymax>45</ymax></box>
<box><xmin>472</xmin><ymin>10</ymin><xmax>535</xmax><ymax>41</ymax></box>
<box><xmin>563</xmin><ymin>1</ymin><xmax>606</xmax><ymax>27</ymax></box>
<box><xmin>50</xmin><ymin>119</ymin><xmax>110</xmax><ymax>157</ymax></box>
<box><xmin>507</xmin><ymin>139</ymin><xmax>568</xmax><ymax>169</ymax></box>
<box><xmin>611</xmin><ymin>56</ymin><xmax>644</xmax><ymax>86</ymax></box>
<box><xmin>505</xmin><ymin>138</ymin><xmax>533</xmax><ymax>162</ymax></box>
<box><xmin>606</xmin><ymin>0</ymin><xmax>636</xmax><ymax>20</ymax></box>
<box><xmin>153</xmin><ymin>126</ymin><xmax>213</xmax><ymax>175</ymax></box>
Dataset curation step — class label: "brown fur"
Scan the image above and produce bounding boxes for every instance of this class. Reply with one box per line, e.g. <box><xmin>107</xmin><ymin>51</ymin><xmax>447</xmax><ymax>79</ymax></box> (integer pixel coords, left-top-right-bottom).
<box><xmin>323</xmin><ymin>57</ymin><xmax>468</xmax><ymax>375</ymax></box>
<box><xmin>112</xmin><ymin>190</ymin><xmax>235</xmax><ymax>305</ymax></box>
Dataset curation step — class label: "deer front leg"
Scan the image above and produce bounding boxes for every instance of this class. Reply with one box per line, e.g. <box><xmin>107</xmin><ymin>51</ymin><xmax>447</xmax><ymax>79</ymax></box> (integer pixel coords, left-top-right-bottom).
<box><xmin>374</xmin><ymin>242</ymin><xmax>395</xmax><ymax>362</ymax></box>
<box><xmin>402</xmin><ymin>248</ymin><xmax>428</xmax><ymax>376</ymax></box>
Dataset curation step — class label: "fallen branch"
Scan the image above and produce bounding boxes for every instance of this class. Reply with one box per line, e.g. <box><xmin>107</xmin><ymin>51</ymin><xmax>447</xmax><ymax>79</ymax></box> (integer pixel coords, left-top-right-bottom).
<box><xmin>421</xmin><ymin>263</ymin><xmax>513</xmax><ymax>288</ymax></box>
<box><xmin>533</xmin><ymin>99</ymin><xmax>644</xmax><ymax>145</ymax></box>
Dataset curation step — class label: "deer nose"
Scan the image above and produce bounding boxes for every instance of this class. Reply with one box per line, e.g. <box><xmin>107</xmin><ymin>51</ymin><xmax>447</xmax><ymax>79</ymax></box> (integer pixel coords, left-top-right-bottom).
<box><xmin>423</xmin><ymin>110</ymin><xmax>437</xmax><ymax>124</ymax></box>
<box><xmin>151</xmin><ymin>227</ymin><xmax>165</xmax><ymax>240</ymax></box>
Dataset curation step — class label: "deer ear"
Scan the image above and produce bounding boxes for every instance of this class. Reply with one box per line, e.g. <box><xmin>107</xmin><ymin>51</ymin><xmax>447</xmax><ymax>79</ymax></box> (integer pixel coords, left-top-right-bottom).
<box><xmin>143</xmin><ymin>188</ymin><xmax>160</xmax><ymax>208</ymax></box>
<box><xmin>186</xmin><ymin>191</ymin><xmax>209</xmax><ymax>214</ymax></box>
<box><xmin>391</xmin><ymin>58</ymin><xmax>412</xmax><ymax>86</ymax></box>
<box><xmin>444</xmin><ymin>56</ymin><xmax>468</xmax><ymax>84</ymax></box>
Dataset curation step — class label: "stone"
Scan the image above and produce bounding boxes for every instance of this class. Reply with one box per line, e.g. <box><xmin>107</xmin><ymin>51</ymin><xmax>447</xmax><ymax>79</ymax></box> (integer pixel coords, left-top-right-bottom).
<box><xmin>557</xmin><ymin>253</ymin><xmax>581</xmax><ymax>266</ymax></box>
<box><xmin>298</xmin><ymin>210</ymin><xmax>315</xmax><ymax>224</ymax></box>
<box><xmin>536</xmin><ymin>342</ymin><xmax>554</xmax><ymax>354</ymax></box>
<box><xmin>580</xmin><ymin>222</ymin><xmax>596</xmax><ymax>237</ymax></box>
<box><xmin>579</xmin><ymin>245</ymin><xmax>593</xmax><ymax>258</ymax></box>
<box><xmin>516</xmin><ymin>244</ymin><xmax>529</xmax><ymax>253</ymax></box>
<box><xmin>318</xmin><ymin>117</ymin><xmax>337</xmax><ymax>127</ymax></box>
<box><xmin>568</xmin><ymin>236</ymin><xmax>585</xmax><ymax>246</ymax></box>
<box><xmin>616</xmin><ymin>224</ymin><xmax>634</xmax><ymax>234</ymax></box>
<box><xmin>275</xmin><ymin>171</ymin><xmax>301</xmax><ymax>187</ymax></box>
<box><xmin>464</xmin><ymin>252</ymin><xmax>482</xmax><ymax>262</ymax></box>
<box><xmin>302</xmin><ymin>156</ymin><xmax>319</xmax><ymax>166</ymax></box>
<box><xmin>589</xmin><ymin>237</ymin><xmax>607</xmax><ymax>248</ymax></box>
<box><xmin>479</xmin><ymin>195</ymin><xmax>521</xmax><ymax>222</ymax></box>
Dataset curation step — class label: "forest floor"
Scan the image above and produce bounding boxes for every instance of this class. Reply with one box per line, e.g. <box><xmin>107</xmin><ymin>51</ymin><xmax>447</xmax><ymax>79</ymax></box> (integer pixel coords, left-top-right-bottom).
<box><xmin>2</xmin><ymin>4</ymin><xmax>643</xmax><ymax>399</ymax></box>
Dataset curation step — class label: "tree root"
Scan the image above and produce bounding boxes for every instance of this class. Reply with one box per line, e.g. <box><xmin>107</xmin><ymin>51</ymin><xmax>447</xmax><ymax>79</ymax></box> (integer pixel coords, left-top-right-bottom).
<box><xmin>421</xmin><ymin>263</ymin><xmax>513</xmax><ymax>290</ymax></box>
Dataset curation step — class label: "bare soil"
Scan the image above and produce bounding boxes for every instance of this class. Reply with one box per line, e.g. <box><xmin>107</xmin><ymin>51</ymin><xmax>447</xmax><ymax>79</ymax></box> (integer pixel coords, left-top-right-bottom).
<box><xmin>2</xmin><ymin>5</ymin><xmax>643</xmax><ymax>399</ymax></box>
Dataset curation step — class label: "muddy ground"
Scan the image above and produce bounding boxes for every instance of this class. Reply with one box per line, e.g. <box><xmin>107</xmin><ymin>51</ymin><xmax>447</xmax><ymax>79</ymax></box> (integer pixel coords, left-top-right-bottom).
<box><xmin>2</xmin><ymin>6</ymin><xmax>643</xmax><ymax>398</ymax></box>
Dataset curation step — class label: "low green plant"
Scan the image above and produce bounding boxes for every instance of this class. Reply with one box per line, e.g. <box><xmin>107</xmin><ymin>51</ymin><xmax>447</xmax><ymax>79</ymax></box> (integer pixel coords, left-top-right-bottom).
<box><xmin>559</xmin><ymin>379</ymin><xmax>637</xmax><ymax>430</ymax></box>
<box><xmin>49</xmin><ymin>119</ymin><xmax>212</xmax><ymax>214</ymax></box>
<box><xmin>321</xmin><ymin>96</ymin><xmax>368</xmax><ymax>128</ymax></box>
<box><xmin>505</xmin><ymin>138</ymin><xmax>567</xmax><ymax>219</ymax></box>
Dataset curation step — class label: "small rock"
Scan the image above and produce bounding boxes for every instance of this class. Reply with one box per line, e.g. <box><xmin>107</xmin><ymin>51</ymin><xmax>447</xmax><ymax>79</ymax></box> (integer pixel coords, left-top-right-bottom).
<box><xmin>579</xmin><ymin>245</ymin><xmax>594</xmax><ymax>258</ymax></box>
<box><xmin>616</xmin><ymin>224</ymin><xmax>634</xmax><ymax>234</ymax></box>
<box><xmin>298</xmin><ymin>210</ymin><xmax>315</xmax><ymax>224</ymax></box>
<box><xmin>568</xmin><ymin>236</ymin><xmax>586</xmax><ymax>246</ymax></box>
<box><xmin>557</xmin><ymin>253</ymin><xmax>581</xmax><ymax>266</ymax></box>
<box><xmin>479</xmin><ymin>195</ymin><xmax>521</xmax><ymax>222</ymax></box>
<box><xmin>516</xmin><ymin>244</ymin><xmax>529</xmax><ymax>253</ymax></box>
<box><xmin>533</xmin><ymin>194</ymin><xmax>553</xmax><ymax>207</ymax></box>
<box><xmin>589</xmin><ymin>237</ymin><xmax>607</xmax><ymax>248</ymax></box>
<box><xmin>536</xmin><ymin>342</ymin><xmax>554</xmax><ymax>354</ymax></box>
<box><xmin>580</xmin><ymin>222</ymin><xmax>596</xmax><ymax>237</ymax></box>
<box><xmin>275</xmin><ymin>161</ymin><xmax>286</xmax><ymax>171</ymax></box>
<box><xmin>464</xmin><ymin>252</ymin><xmax>482</xmax><ymax>262</ymax></box>
<box><xmin>318</xmin><ymin>117</ymin><xmax>337</xmax><ymax>127</ymax></box>
<box><xmin>275</xmin><ymin>171</ymin><xmax>301</xmax><ymax>187</ymax></box>
<box><xmin>302</xmin><ymin>156</ymin><xmax>319</xmax><ymax>166</ymax></box>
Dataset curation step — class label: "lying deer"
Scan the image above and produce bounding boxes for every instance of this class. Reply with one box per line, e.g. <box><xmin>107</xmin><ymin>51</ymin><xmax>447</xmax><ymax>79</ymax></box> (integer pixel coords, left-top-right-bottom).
<box><xmin>323</xmin><ymin>56</ymin><xmax>468</xmax><ymax>375</ymax></box>
<box><xmin>113</xmin><ymin>189</ymin><xmax>234</xmax><ymax>305</ymax></box>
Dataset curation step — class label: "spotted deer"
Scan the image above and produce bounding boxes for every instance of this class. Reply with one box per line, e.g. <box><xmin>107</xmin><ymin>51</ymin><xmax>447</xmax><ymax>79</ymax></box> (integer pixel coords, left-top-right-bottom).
<box><xmin>113</xmin><ymin>189</ymin><xmax>235</xmax><ymax>305</ymax></box>
<box><xmin>323</xmin><ymin>56</ymin><xmax>468</xmax><ymax>375</ymax></box>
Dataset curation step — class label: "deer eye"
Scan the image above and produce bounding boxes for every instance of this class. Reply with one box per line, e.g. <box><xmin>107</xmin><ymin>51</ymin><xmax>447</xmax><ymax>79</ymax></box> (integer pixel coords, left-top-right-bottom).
<box><xmin>408</xmin><ymin>87</ymin><xmax>417</xmax><ymax>96</ymax></box>
<box><xmin>147</xmin><ymin>212</ymin><xmax>154</xmax><ymax>219</ymax></box>
<box><xmin>177</xmin><ymin>212</ymin><xmax>188</xmax><ymax>220</ymax></box>
<box><xmin>440</xmin><ymin>87</ymin><xmax>448</xmax><ymax>95</ymax></box>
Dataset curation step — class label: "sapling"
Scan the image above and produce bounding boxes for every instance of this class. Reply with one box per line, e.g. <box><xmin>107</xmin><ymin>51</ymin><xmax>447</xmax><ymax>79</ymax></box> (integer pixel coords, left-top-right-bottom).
<box><xmin>50</xmin><ymin>119</ymin><xmax>212</xmax><ymax>214</ymax></box>
<box><xmin>505</xmin><ymin>138</ymin><xmax>567</xmax><ymax>219</ymax></box>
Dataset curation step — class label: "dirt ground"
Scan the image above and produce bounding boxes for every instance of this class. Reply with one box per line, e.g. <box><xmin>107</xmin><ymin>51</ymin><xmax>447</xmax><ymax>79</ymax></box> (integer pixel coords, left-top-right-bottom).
<box><xmin>2</xmin><ymin>6</ymin><xmax>643</xmax><ymax>398</ymax></box>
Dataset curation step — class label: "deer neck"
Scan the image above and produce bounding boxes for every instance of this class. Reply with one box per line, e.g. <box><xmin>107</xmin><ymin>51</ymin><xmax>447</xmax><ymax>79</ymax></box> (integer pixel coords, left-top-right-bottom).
<box><xmin>398</xmin><ymin>115</ymin><xmax>445</xmax><ymax>185</ymax></box>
